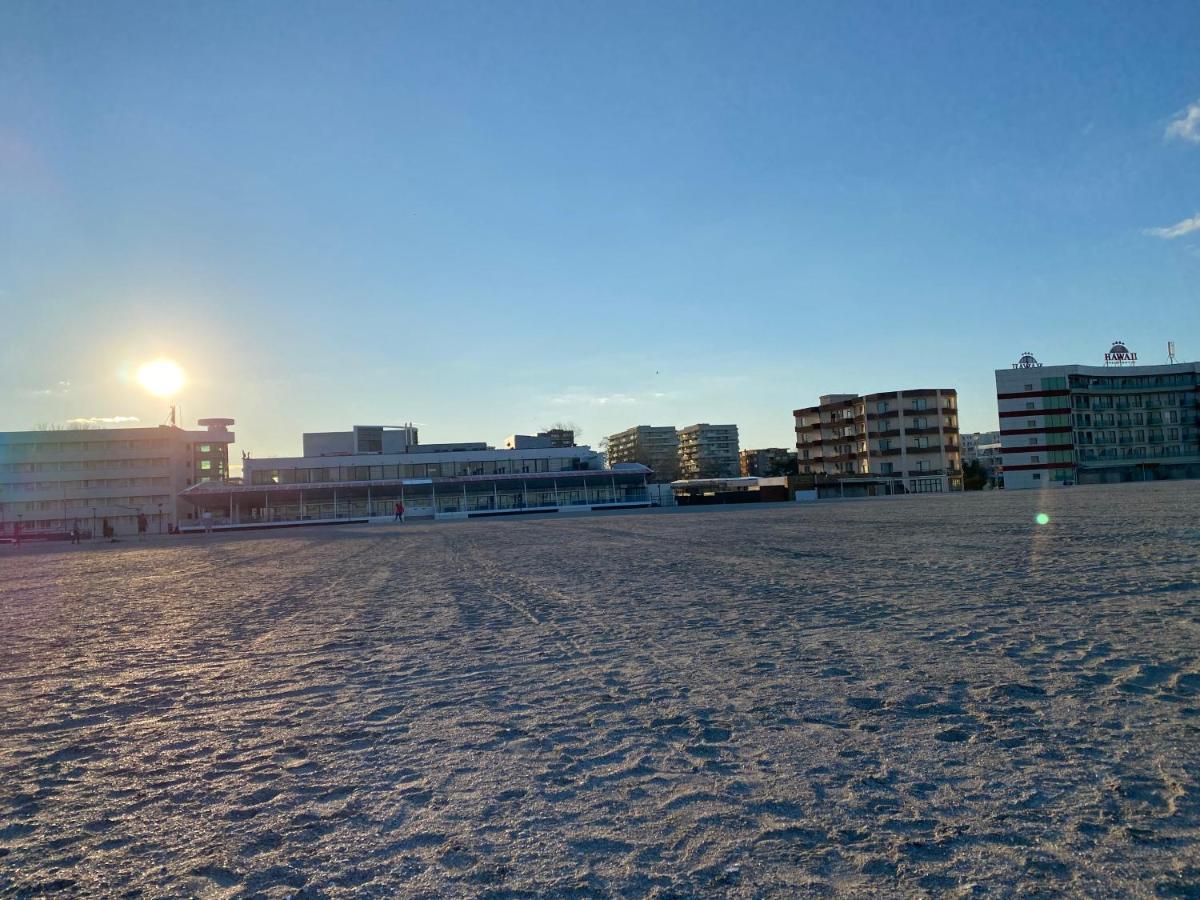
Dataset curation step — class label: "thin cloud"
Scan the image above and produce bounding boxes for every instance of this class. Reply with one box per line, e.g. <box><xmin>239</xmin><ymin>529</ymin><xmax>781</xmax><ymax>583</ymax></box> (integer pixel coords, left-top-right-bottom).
<box><xmin>1165</xmin><ymin>101</ymin><xmax>1200</xmax><ymax>143</ymax></box>
<box><xmin>549</xmin><ymin>392</ymin><xmax>641</xmax><ymax>407</ymax></box>
<box><xmin>66</xmin><ymin>415</ymin><xmax>140</xmax><ymax>426</ymax></box>
<box><xmin>21</xmin><ymin>380</ymin><xmax>71</xmax><ymax>397</ymax></box>
<box><xmin>1144</xmin><ymin>214</ymin><xmax>1200</xmax><ymax>240</ymax></box>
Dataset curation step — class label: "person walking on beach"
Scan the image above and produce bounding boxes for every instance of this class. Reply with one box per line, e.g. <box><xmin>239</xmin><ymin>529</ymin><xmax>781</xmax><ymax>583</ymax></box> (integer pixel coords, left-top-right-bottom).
<box><xmin>71</xmin><ymin>520</ymin><xmax>81</xmax><ymax>544</ymax></box>
<box><xmin>137</xmin><ymin>512</ymin><xmax>148</xmax><ymax>541</ymax></box>
<box><xmin>202</xmin><ymin>510</ymin><xmax>214</xmax><ymax>534</ymax></box>
<box><xmin>102</xmin><ymin>518</ymin><xmax>113</xmax><ymax>541</ymax></box>
<box><xmin>394</xmin><ymin>501</ymin><xmax>405</xmax><ymax>523</ymax></box>
<box><xmin>13</xmin><ymin>521</ymin><xmax>21</xmax><ymax>548</ymax></box>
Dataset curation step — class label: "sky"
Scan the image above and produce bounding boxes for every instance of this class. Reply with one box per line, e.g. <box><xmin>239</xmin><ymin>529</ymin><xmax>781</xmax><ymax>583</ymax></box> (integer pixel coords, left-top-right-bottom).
<box><xmin>2</xmin><ymin>1</ymin><xmax>1198</xmax><ymax>466</ymax></box>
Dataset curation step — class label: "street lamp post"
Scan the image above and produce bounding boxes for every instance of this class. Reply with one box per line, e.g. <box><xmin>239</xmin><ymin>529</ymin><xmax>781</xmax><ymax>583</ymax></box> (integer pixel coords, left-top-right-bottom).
<box><xmin>157</xmin><ymin>503</ymin><xmax>164</xmax><ymax>535</ymax></box>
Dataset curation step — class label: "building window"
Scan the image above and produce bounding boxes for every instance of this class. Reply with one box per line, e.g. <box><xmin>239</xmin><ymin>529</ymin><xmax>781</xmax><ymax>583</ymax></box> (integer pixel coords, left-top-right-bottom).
<box><xmin>1031</xmin><ymin>456</ymin><xmax>1040</xmax><ymax>463</ymax></box>
<box><xmin>876</xmin><ymin>401</ymin><xmax>889</xmax><ymax>414</ymax></box>
<box><xmin>881</xmin><ymin>462</ymin><xmax>893</xmax><ymax>474</ymax></box>
<box><xmin>1027</xmin><ymin>419</ymin><xmax>1037</xmax><ymax>427</ymax></box>
<box><xmin>1025</xmin><ymin>402</ymin><xmax>1036</xmax><ymax>410</ymax></box>
<box><xmin>200</xmin><ymin>460</ymin><xmax>212</xmax><ymax>470</ymax></box>
<box><xmin>912</xmin><ymin>398</ymin><xmax>927</xmax><ymax>411</ymax></box>
<box><xmin>1028</xmin><ymin>438</ymin><xmax>1038</xmax><ymax>445</ymax></box>
<box><xmin>1024</xmin><ymin>384</ymin><xmax>1033</xmax><ymax>391</ymax></box>
<box><xmin>1032</xmin><ymin>473</ymin><xmax>1041</xmax><ymax>480</ymax></box>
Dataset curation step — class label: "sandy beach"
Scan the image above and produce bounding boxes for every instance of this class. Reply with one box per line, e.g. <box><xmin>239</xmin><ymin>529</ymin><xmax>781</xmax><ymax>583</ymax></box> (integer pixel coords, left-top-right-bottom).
<box><xmin>1</xmin><ymin>482</ymin><xmax>1198</xmax><ymax>897</ymax></box>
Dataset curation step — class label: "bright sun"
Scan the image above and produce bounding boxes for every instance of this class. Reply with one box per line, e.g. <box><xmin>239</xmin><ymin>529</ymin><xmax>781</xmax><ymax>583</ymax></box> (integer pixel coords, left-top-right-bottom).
<box><xmin>136</xmin><ymin>359</ymin><xmax>186</xmax><ymax>398</ymax></box>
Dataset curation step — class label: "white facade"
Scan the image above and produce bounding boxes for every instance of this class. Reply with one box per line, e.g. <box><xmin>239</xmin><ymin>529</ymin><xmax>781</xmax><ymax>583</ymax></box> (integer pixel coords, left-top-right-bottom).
<box><xmin>0</xmin><ymin>420</ymin><xmax>235</xmax><ymax>537</ymax></box>
<box><xmin>185</xmin><ymin>428</ymin><xmax>649</xmax><ymax>526</ymax></box>
<box><xmin>995</xmin><ymin>357</ymin><xmax>1200</xmax><ymax>490</ymax></box>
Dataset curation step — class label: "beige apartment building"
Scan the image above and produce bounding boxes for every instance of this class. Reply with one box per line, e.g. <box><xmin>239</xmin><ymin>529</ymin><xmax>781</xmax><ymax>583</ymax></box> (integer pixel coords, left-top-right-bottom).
<box><xmin>0</xmin><ymin>419</ymin><xmax>235</xmax><ymax>537</ymax></box>
<box><xmin>794</xmin><ymin>389</ymin><xmax>961</xmax><ymax>493</ymax></box>
<box><xmin>677</xmin><ymin>423</ymin><xmax>740</xmax><ymax>480</ymax></box>
<box><xmin>605</xmin><ymin>425</ymin><xmax>680</xmax><ymax>482</ymax></box>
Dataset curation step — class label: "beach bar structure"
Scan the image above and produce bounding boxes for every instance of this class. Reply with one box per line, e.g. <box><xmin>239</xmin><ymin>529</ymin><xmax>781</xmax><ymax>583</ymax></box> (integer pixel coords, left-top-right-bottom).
<box><xmin>177</xmin><ymin>424</ymin><xmax>652</xmax><ymax>529</ymax></box>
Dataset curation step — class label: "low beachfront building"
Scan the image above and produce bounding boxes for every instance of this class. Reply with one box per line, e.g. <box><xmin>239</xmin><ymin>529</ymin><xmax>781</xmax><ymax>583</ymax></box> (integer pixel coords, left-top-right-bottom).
<box><xmin>995</xmin><ymin>348</ymin><xmax>1200</xmax><ymax>489</ymax></box>
<box><xmin>178</xmin><ymin>424</ymin><xmax>651</xmax><ymax>528</ymax></box>
<box><xmin>0</xmin><ymin>418</ymin><xmax>234</xmax><ymax>538</ymax></box>
<box><xmin>794</xmin><ymin>389</ymin><xmax>962</xmax><ymax>494</ymax></box>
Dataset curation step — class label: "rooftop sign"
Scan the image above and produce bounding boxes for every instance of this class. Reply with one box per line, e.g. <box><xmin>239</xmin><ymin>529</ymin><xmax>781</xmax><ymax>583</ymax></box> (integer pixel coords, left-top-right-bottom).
<box><xmin>1012</xmin><ymin>352</ymin><xmax>1042</xmax><ymax>369</ymax></box>
<box><xmin>1104</xmin><ymin>341</ymin><xmax>1137</xmax><ymax>366</ymax></box>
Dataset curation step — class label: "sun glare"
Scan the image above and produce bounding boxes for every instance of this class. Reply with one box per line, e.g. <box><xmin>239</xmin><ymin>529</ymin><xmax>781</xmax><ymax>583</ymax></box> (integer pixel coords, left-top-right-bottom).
<box><xmin>136</xmin><ymin>359</ymin><xmax>185</xmax><ymax>398</ymax></box>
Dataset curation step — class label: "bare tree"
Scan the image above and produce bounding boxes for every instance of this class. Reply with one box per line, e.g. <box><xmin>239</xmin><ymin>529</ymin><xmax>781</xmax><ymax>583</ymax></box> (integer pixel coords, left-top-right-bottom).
<box><xmin>540</xmin><ymin>420</ymin><xmax>582</xmax><ymax>441</ymax></box>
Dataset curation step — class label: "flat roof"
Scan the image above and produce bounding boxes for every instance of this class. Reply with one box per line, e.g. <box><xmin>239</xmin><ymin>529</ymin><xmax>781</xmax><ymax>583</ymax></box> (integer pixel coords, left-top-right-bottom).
<box><xmin>181</xmin><ymin>464</ymin><xmax>651</xmax><ymax>499</ymax></box>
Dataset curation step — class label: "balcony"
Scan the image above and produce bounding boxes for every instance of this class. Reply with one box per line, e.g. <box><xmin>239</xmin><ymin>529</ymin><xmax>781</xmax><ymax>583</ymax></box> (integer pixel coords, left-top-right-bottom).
<box><xmin>908</xmin><ymin>426</ymin><xmax>941</xmax><ymax>435</ymax></box>
<box><xmin>875</xmin><ymin>429</ymin><xmax>901</xmax><ymax>438</ymax></box>
<box><xmin>939</xmin><ymin>406</ymin><xmax>957</xmax><ymax>415</ymax></box>
<box><xmin>878</xmin><ymin>448</ymin><xmax>902</xmax><ymax>456</ymax></box>
<box><xmin>907</xmin><ymin>445</ymin><xmax>942</xmax><ymax>454</ymax></box>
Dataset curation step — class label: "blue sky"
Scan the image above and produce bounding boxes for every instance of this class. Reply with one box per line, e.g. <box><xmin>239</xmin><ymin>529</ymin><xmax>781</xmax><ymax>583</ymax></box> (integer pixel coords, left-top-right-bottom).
<box><xmin>2</xmin><ymin>1</ymin><xmax>1198</xmax><ymax>461</ymax></box>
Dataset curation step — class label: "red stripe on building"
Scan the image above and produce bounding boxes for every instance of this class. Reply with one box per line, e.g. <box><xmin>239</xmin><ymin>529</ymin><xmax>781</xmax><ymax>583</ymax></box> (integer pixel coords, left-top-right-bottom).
<box><xmin>996</xmin><ymin>389</ymin><xmax>1071</xmax><ymax>400</ymax></box>
<box><xmin>999</xmin><ymin>408</ymin><xmax>1070</xmax><ymax>418</ymax></box>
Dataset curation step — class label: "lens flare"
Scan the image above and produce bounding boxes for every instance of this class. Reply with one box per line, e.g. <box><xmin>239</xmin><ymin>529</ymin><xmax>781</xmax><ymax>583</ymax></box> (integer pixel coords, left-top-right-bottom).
<box><xmin>1035</xmin><ymin>512</ymin><xmax>1050</xmax><ymax>525</ymax></box>
<box><xmin>136</xmin><ymin>359</ymin><xmax>185</xmax><ymax>398</ymax></box>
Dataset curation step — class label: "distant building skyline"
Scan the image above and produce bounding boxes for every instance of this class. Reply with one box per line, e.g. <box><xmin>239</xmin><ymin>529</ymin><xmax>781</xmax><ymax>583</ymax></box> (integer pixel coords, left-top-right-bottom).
<box><xmin>2</xmin><ymin>4</ymin><xmax>1197</xmax><ymax>462</ymax></box>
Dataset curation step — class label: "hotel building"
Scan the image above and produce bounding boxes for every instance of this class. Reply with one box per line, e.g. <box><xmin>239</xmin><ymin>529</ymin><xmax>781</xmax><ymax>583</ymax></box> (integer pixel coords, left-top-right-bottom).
<box><xmin>794</xmin><ymin>389</ymin><xmax>962</xmax><ymax>493</ymax></box>
<box><xmin>179</xmin><ymin>424</ymin><xmax>650</xmax><ymax>527</ymax></box>
<box><xmin>0</xmin><ymin>418</ymin><xmax>235</xmax><ymax>537</ymax></box>
<box><xmin>995</xmin><ymin>350</ymin><xmax>1200</xmax><ymax>489</ymax></box>
<box><xmin>677</xmin><ymin>424</ymin><xmax>740</xmax><ymax>480</ymax></box>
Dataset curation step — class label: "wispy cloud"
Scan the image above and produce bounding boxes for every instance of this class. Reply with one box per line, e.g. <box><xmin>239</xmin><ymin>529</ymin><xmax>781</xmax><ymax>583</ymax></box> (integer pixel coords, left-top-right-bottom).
<box><xmin>66</xmin><ymin>415</ymin><xmax>140</xmax><ymax>426</ymax></box>
<box><xmin>21</xmin><ymin>380</ymin><xmax>71</xmax><ymax>397</ymax></box>
<box><xmin>1165</xmin><ymin>100</ymin><xmax>1200</xmax><ymax>143</ymax></box>
<box><xmin>1144</xmin><ymin>214</ymin><xmax>1200</xmax><ymax>240</ymax></box>
<box><xmin>549</xmin><ymin>392</ymin><xmax>642</xmax><ymax>407</ymax></box>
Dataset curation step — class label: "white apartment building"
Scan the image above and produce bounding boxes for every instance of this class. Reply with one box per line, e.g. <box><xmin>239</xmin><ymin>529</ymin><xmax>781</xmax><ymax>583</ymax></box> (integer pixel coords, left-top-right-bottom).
<box><xmin>677</xmin><ymin>424</ymin><xmax>740</xmax><ymax>480</ymax></box>
<box><xmin>0</xmin><ymin>419</ymin><xmax>235</xmax><ymax>537</ymax></box>
<box><xmin>794</xmin><ymin>389</ymin><xmax>961</xmax><ymax>493</ymax></box>
<box><xmin>995</xmin><ymin>349</ymin><xmax>1200</xmax><ymax>489</ymax></box>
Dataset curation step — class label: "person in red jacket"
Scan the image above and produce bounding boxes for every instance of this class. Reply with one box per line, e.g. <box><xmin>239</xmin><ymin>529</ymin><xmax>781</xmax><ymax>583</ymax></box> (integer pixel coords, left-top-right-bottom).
<box><xmin>394</xmin><ymin>501</ymin><xmax>405</xmax><ymax>523</ymax></box>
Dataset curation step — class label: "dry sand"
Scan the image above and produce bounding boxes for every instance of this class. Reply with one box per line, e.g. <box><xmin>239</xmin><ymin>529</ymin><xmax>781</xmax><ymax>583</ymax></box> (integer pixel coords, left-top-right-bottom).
<box><xmin>1</xmin><ymin>482</ymin><xmax>1198</xmax><ymax>897</ymax></box>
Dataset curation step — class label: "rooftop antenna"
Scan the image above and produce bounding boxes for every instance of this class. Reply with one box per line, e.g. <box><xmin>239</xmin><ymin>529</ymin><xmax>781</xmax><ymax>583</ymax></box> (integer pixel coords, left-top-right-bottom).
<box><xmin>169</xmin><ymin>404</ymin><xmax>177</xmax><ymax>427</ymax></box>
<box><xmin>1167</xmin><ymin>341</ymin><xmax>1177</xmax><ymax>364</ymax></box>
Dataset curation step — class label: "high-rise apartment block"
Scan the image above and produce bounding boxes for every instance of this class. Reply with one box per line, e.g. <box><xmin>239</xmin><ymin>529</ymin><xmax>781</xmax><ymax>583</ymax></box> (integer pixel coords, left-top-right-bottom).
<box><xmin>604</xmin><ymin>426</ymin><xmax>681</xmax><ymax>482</ymax></box>
<box><xmin>739</xmin><ymin>448</ymin><xmax>796</xmax><ymax>477</ymax></box>
<box><xmin>677</xmin><ymin>424</ymin><xmax>740</xmax><ymax>480</ymax></box>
